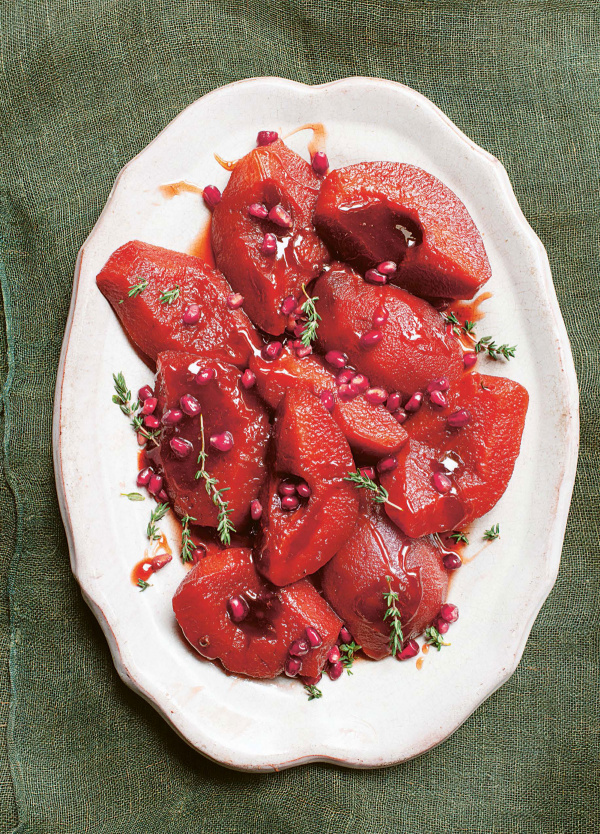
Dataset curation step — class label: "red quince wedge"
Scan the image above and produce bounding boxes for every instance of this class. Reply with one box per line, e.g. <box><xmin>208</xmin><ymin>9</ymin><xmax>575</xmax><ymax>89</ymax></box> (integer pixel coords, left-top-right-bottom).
<box><xmin>321</xmin><ymin>502</ymin><xmax>448</xmax><ymax>659</ymax></box>
<box><xmin>155</xmin><ymin>352</ymin><xmax>270</xmax><ymax>531</ymax></box>
<box><xmin>313</xmin><ymin>161</ymin><xmax>491</xmax><ymax>301</ymax></box>
<box><xmin>249</xmin><ymin>345</ymin><xmax>407</xmax><ymax>456</ymax></box>
<box><xmin>255</xmin><ymin>388</ymin><xmax>359</xmax><ymax>586</ymax></box>
<box><xmin>380</xmin><ymin>373</ymin><xmax>529</xmax><ymax>536</ymax></box>
<box><xmin>96</xmin><ymin>240</ymin><xmax>260</xmax><ymax>367</ymax></box>
<box><xmin>172</xmin><ymin>547</ymin><xmax>341</xmax><ymax>679</ymax></box>
<box><xmin>211</xmin><ymin>140</ymin><xmax>329</xmax><ymax>335</ymax></box>
<box><xmin>314</xmin><ymin>264</ymin><xmax>464</xmax><ymax>397</ymax></box>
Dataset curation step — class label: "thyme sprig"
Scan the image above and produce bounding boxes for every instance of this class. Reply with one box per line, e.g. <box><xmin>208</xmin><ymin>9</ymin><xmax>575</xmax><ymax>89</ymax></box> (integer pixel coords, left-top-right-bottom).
<box><xmin>180</xmin><ymin>514</ymin><xmax>197</xmax><ymax>563</ymax></box>
<box><xmin>300</xmin><ymin>284</ymin><xmax>321</xmax><ymax>347</ymax></box>
<box><xmin>194</xmin><ymin>414</ymin><xmax>235</xmax><ymax>546</ymax></box>
<box><xmin>128</xmin><ymin>279</ymin><xmax>148</xmax><ymax>298</ymax></box>
<box><xmin>304</xmin><ymin>684</ymin><xmax>323</xmax><ymax>701</ymax></box>
<box><xmin>147</xmin><ymin>503</ymin><xmax>169</xmax><ymax>542</ymax></box>
<box><xmin>383</xmin><ymin>576</ymin><xmax>404</xmax><ymax>657</ymax></box>
<box><xmin>137</xmin><ymin>579</ymin><xmax>151</xmax><ymax>591</ymax></box>
<box><xmin>121</xmin><ymin>492</ymin><xmax>145</xmax><ymax>502</ymax></box>
<box><xmin>483</xmin><ymin>523</ymin><xmax>500</xmax><ymax>541</ymax></box>
<box><xmin>112</xmin><ymin>372</ymin><xmax>160</xmax><ymax>445</ymax></box>
<box><xmin>425</xmin><ymin>626</ymin><xmax>450</xmax><ymax>651</ymax></box>
<box><xmin>442</xmin><ymin>312</ymin><xmax>516</xmax><ymax>361</ymax></box>
<box><xmin>449</xmin><ymin>531</ymin><xmax>469</xmax><ymax>544</ymax></box>
<box><xmin>160</xmin><ymin>285</ymin><xmax>180</xmax><ymax>305</ymax></box>
<box><xmin>340</xmin><ymin>641</ymin><xmax>362</xmax><ymax>675</ymax></box>
<box><xmin>344</xmin><ymin>471</ymin><xmax>404</xmax><ymax>513</ymax></box>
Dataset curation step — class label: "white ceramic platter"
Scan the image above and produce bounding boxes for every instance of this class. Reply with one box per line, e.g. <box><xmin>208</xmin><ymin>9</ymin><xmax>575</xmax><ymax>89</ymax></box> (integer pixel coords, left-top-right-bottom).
<box><xmin>53</xmin><ymin>77</ymin><xmax>579</xmax><ymax>771</ymax></box>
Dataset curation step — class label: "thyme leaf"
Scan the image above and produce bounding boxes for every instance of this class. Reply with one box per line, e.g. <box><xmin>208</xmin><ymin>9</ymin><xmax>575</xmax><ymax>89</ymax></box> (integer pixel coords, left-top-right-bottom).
<box><xmin>449</xmin><ymin>531</ymin><xmax>469</xmax><ymax>544</ymax></box>
<box><xmin>137</xmin><ymin>579</ymin><xmax>151</xmax><ymax>591</ymax></box>
<box><xmin>120</xmin><ymin>492</ymin><xmax>145</xmax><ymax>502</ymax></box>
<box><xmin>304</xmin><ymin>684</ymin><xmax>322</xmax><ymax>701</ymax></box>
<box><xmin>340</xmin><ymin>641</ymin><xmax>362</xmax><ymax>675</ymax></box>
<box><xmin>128</xmin><ymin>279</ymin><xmax>148</xmax><ymax>298</ymax></box>
<box><xmin>483</xmin><ymin>523</ymin><xmax>500</xmax><ymax>541</ymax></box>
<box><xmin>383</xmin><ymin>576</ymin><xmax>404</xmax><ymax>657</ymax></box>
<box><xmin>425</xmin><ymin>626</ymin><xmax>450</xmax><ymax>651</ymax></box>
<box><xmin>300</xmin><ymin>284</ymin><xmax>321</xmax><ymax>347</ymax></box>
<box><xmin>160</xmin><ymin>285</ymin><xmax>180</xmax><ymax>305</ymax></box>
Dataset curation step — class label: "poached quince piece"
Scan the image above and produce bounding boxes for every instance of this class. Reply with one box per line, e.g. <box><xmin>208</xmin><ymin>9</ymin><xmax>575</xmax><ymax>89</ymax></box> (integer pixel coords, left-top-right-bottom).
<box><xmin>255</xmin><ymin>388</ymin><xmax>359</xmax><ymax>586</ymax></box>
<box><xmin>96</xmin><ymin>240</ymin><xmax>260</xmax><ymax>367</ymax></box>
<box><xmin>211</xmin><ymin>140</ymin><xmax>329</xmax><ymax>335</ymax></box>
<box><xmin>313</xmin><ymin>161</ymin><xmax>491</xmax><ymax>301</ymax></box>
<box><xmin>314</xmin><ymin>264</ymin><xmax>463</xmax><ymax>398</ymax></box>
<box><xmin>155</xmin><ymin>352</ymin><xmax>270</xmax><ymax>531</ymax></box>
<box><xmin>173</xmin><ymin>547</ymin><xmax>341</xmax><ymax>679</ymax></box>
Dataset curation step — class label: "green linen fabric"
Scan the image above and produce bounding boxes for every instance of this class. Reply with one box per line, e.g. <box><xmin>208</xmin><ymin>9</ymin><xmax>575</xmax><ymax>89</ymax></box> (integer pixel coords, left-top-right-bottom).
<box><xmin>0</xmin><ymin>1</ymin><xmax>598</xmax><ymax>831</ymax></box>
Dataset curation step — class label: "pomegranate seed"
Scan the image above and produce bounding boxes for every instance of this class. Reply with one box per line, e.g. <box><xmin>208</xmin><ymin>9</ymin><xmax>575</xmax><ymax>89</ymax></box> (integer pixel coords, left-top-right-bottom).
<box><xmin>191</xmin><ymin>546</ymin><xmax>206</xmax><ymax>563</ymax></box>
<box><xmin>257</xmin><ymin>130</ymin><xmax>278</xmax><ymax>146</ymax></box>
<box><xmin>280</xmin><ymin>295</ymin><xmax>297</xmax><ymax>315</ymax></box>
<box><xmin>209</xmin><ymin>431</ymin><xmax>234</xmax><ymax>452</ymax></box>
<box><xmin>202</xmin><ymin>185</ymin><xmax>221</xmax><ymax>209</ymax></box>
<box><xmin>137</xmin><ymin>467</ymin><xmax>153</xmax><ymax>487</ymax></box>
<box><xmin>294</xmin><ymin>344</ymin><xmax>312</xmax><ymax>358</ymax></box>
<box><xmin>261</xmin><ymin>233</ymin><xmax>277</xmax><ymax>255</ymax></box>
<box><xmin>447</xmin><ymin>408</ymin><xmax>471</xmax><ymax>428</ymax></box>
<box><xmin>162</xmin><ymin>408</ymin><xmax>183</xmax><ymax>426</ymax></box>
<box><xmin>337</xmin><ymin>369</ymin><xmax>354</xmax><ymax>385</ymax></box>
<box><xmin>349</xmin><ymin>373</ymin><xmax>370</xmax><ymax>394</ymax></box>
<box><xmin>405</xmin><ymin>392</ymin><xmax>424</xmax><ymax>412</ymax></box>
<box><xmin>365</xmin><ymin>268</ymin><xmax>388</xmax><ymax>285</ymax></box>
<box><xmin>432</xmin><ymin>471</ymin><xmax>452</xmax><ymax>494</ymax></box>
<box><xmin>156</xmin><ymin>489</ymin><xmax>170</xmax><ymax>503</ymax></box>
<box><xmin>328</xmin><ymin>661</ymin><xmax>344</xmax><ymax>681</ymax></box>
<box><xmin>278</xmin><ymin>481</ymin><xmax>297</xmax><ymax>496</ymax></box>
<box><xmin>138</xmin><ymin>385</ymin><xmax>154</xmax><ymax>402</ymax></box>
<box><xmin>359</xmin><ymin>466</ymin><xmax>376</xmax><ymax>480</ymax></box>
<box><xmin>268</xmin><ymin>204</ymin><xmax>292</xmax><ymax>228</ymax></box>
<box><xmin>289</xmin><ymin>638</ymin><xmax>310</xmax><ymax>657</ymax></box>
<box><xmin>444</xmin><ymin>552</ymin><xmax>463</xmax><ymax>571</ymax></box>
<box><xmin>327</xmin><ymin>645</ymin><xmax>341</xmax><ymax>664</ymax></box>
<box><xmin>284</xmin><ymin>657</ymin><xmax>302</xmax><ymax>677</ymax></box>
<box><xmin>148</xmin><ymin>473</ymin><xmax>163</xmax><ymax>495</ymax></box>
<box><xmin>377</xmin><ymin>260</ymin><xmax>397</xmax><ymax>276</ymax></box>
<box><xmin>248</xmin><ymin>202</ymin><xmax>269</xmax><ymax>219</ymax></box>
<box><xmin>398</xmin><ymin>640</ymin><xmax>420</xmax><ymax>660</ymax></box>
<box><xmin>360</xmin><ymin>329</ymin><xmax>383</xmax><ymax>348</ymax></box>
<box><xmin>182</xmin><ymin>304</ymin><xmax>201</xmax><ymax>325</ymax></box>
<box><xmin>463</xmin><ymin>351</ymin><xmax>478</xmax><ymax>369</ymax></box>
<box><xmin>311</xmin><ymin>151</ymin><xmax>329</xmax><ymax>175</ymax></box>
<box><xmin>170</xmin><ymin>437</ymin><xmax>192</xmax><ymax>459</ymax></box>
<box><xmin>241</xmin><ymin>369</ymin><xmax>256</xmax><ymax>389</ymax></box>
<box><xmin>339</xmin><ymin>626</ymin><xmax>352</xmax><ymax>644</ymax></box>
<box><xmin>435</xmin><ymin>618</ymin><xmax>450</xmax><ymax>634</ymax></box>
<box><xmin>151</xmin><ymin>552</ymin><xmax>172</xmax><ymax>570</ymax></box>
<box><xmin>325</xmin><ymin>350</ymin><xmax>348</xmax><ymax>369</ymax></box>
<box><xmin>195</xmin><ymin>367</ymin><xmax>216</xmax><ymax>385</ymax></box>
<box><xmin>305</xmin><ymin>626</ymin><xmax>323</xmax><ymax>648</ymax></box>
<box><xmin>365</xmin><ymin>387</ymin><xmax>388</xmax><ymax>405</ymax></box>
<box><xmin>430</xmin><ymin>390</ymin><xmax>448</xmax><ymax>408</ymax></box>
<box><xmin>373</xmin><ymin>305</ymin><xmax>389</xmax><ymax>327</ymax></box>
<box><xmin>337</xmin><ymin>383</ymin><xmax>357</xmax><ymax>401</ymax></box>
<box><xmin>301</xmin><ymin>673</ymin><xmax>322</xmax><ymax>686</ymax></box>
<box><xmin>319</xmin><ymin>390</ymin><xmax>335</xmax><ymax>411</ymax></box>
<box><xmin>180</xmin><ymin>394</ymin><xmax>201</xmax><ymax>416</ymax></box>
<box><xmin>143</xmin><ymin>414</ymin><xmax>160</xmax><ymax>429</ymax></box>
<box><xmin>141</xmin><ymin>397</ymin><xmax>158</xmax><ymax>415</ymax></box>
<box><xmin>394</xmin><ymin>408</ymin><xmax>408</xmax><ymax>424</ymax></box>
<box><xmin>261</xmin><ymin>341</ymin><xmax>283</xmax><ymax>361</ymax></box>
<box><xmin>226</xmin><ymin>293</ymin><xmax>244</xmax><ymax>310</ymax></box>
<box><xmin>296</xmin><ymin>482</ymin><xmax>312</xmax><ymax>499</ymax></box>
<box><xmin>281</xmin><ymin>495</ymin><xmax>300</xmax><ymax>511</ymax></box>
<box><xmin>386</xmin><ymin>392</ymin><xmax>401</xmax><ymax>412</ymax></box>
<box><xmin>427</xmin><ymin>377</ymin><xmax>450</xmax><ymax>393</ymax></box>
<box><xmin>250</xmin><ymin>499</ymin><xmax>263</xmax><ymax>521</ymax></box>
<box><xmin>227</xmin><ymin>596</ymin><xmax>249</xmax><ymax>623</ymax></box>
<box><xmin>440</xmin><ymin>603</ymin><xmax>459</xmax><ymax>624</ymax></box>
<box><xmin>377</xmin><ymin>456</ymin><xmax>397</xmax><ymax>474</ymax></box>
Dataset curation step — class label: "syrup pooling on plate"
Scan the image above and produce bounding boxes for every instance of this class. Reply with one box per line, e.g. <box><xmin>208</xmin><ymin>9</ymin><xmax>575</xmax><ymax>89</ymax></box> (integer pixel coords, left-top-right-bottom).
<box><xmin>98</xmin><ymin>127</ymin><xmax>527</xmax><ymax>698</ymax></box>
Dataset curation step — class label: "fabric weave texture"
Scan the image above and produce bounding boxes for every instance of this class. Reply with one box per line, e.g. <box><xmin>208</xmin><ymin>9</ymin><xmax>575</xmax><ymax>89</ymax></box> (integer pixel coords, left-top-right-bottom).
<box><xmin>0</xmin><ymin>2</ymin><xmax>598</xmax><ymax>832</ymax></box>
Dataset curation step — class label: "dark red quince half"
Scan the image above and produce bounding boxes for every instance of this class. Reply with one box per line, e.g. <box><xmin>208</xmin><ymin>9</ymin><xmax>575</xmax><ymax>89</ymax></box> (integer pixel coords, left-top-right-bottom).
<box><xmin>314</xmin><ymin>264</ymin><xmax>464</xmax><ymax>398</ymax></box>
<box><xmin>313</xmin><ymin>161</ymin><xmax>491</xmax><ymax>300</ymax></box>
<box><xmin>173</xmin><ymin>547</ymin><xmax>341</xmax><ymax>679</ymax></box>
<box><xmin>380</xmin><ymin>373</ymin><xmax>529</xmax><ymax>536</ymax></box>
<box><xmin>250</xmin><ymin>345</ymin><xmax>407</xmax><ymax>457</ymax></box>
<box><xmin>321</xmin><ymin>502</ymin><xmax>448</xmax><ymax>659</ymax></box>
<box><xmin>211</xmin><ymin>140</ymin><xmax>329</xmax><ymax>335</ymax></box>
<box><xmin>96</xmin><ymin>240</ymin><xmax>260</xmax><ymax>367</ymax></box>
<box><xmin>255</xmin><ymin>388</ymin><xmax>359</xmax><ymax>586</ymax></box>
<box><xmin>155</xmin><ymin>352</ymin><xmax>270</xmax><ymax>531</ymax></box>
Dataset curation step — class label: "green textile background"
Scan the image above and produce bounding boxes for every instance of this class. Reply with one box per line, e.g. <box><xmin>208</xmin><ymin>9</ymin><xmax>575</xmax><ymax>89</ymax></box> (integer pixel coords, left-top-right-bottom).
<box><xmin>0</xmin><ymin>1</ymin><xmax>598</xmax><ymax>831</ymax></box>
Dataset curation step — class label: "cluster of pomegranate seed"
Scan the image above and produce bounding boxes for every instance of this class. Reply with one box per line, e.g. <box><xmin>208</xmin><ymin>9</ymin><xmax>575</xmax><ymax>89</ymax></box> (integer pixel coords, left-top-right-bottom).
<box><xmin>278</xmin><ymin>478</ymin><xmax>311</xmax><ymax>512</ymax></box>
<box><xmin>285</xmin><ymin>626</ymin><xmax>323</xmax><ymax>678</ymax></box>
<box><xmin>433</xmin><ymin>603</ymin><xmax>459</xmax><ymax>634</ymax></box>
<box><xmin>137</xmin><ymin>466</ymin><xmax>169</xmax><ymax>504</ymax></box>
<box><xmin>364</xmin><ymin>260</ymin><xmax>397</xmax><ymax>285</ymax></box>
